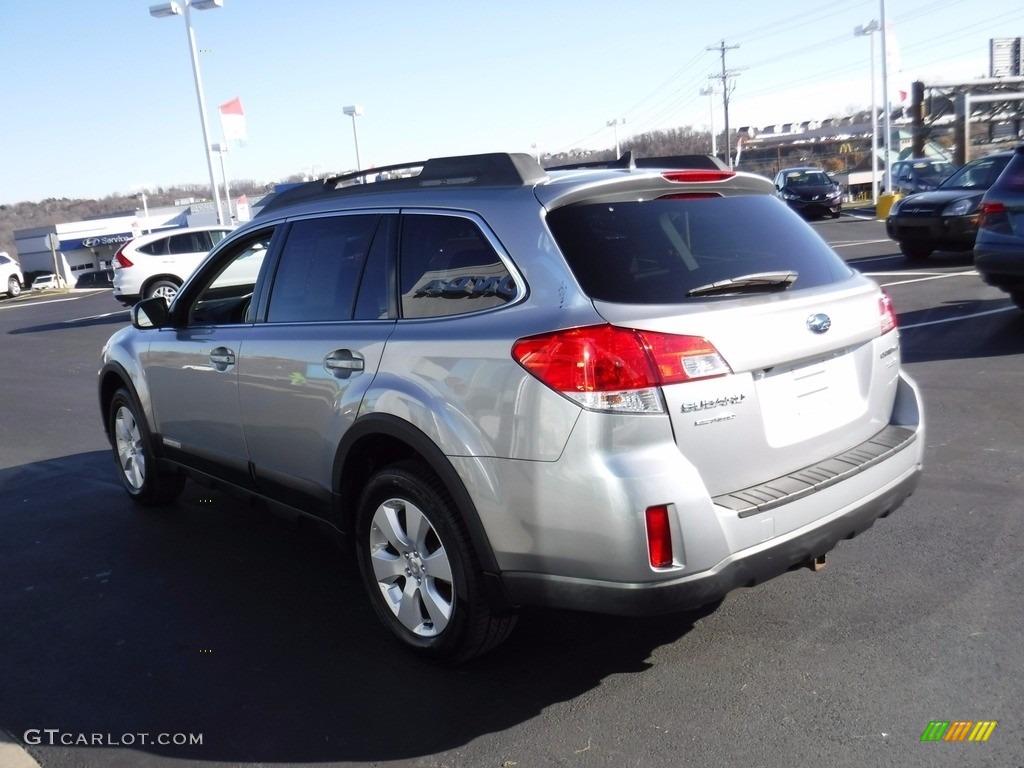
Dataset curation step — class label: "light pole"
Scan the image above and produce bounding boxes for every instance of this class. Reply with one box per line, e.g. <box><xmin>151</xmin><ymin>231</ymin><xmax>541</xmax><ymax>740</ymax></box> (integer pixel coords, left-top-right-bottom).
<box><xmin>210</xmin><ymin>143</ymin><xmax>231</xmax><ymax>221</ymax></box>
<box><xmin>699</xmin><ymin>86</ymin><xmax>717</xmax><ymax>157</ymax></box>
<box><xmin>855</xmin><ymin>20</ymin><xmax>880</xmax><ymax>204</ymax></box>
<box><xmin>606</xmin><ymin>118</ymin><xmax>624</xmax><ymax>158</ymax></box>
<box><xmin>880</xmin><ymin>0</ymin><xmax>893</xmax><ymax>196</ymax></box>
<box><xmin>343</xmin><ymin>105</ymin><xmax>363</xmax><ymax>171</ymax></box>
<box><xmin>130</xmin><ymin>183</ymin><xmax>155</xmax><ymax>234</ymax></box>
<box><xmin>149</xmin><ymin>0</ymin><xmax>226</xmax><ymax>226</ymax></box>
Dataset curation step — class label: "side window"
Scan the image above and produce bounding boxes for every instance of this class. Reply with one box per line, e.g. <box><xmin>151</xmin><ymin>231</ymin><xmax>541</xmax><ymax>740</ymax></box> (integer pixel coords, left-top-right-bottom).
<box><xmin>267</xmin><ymin>214</ymin><xmax>379</xmax><ymax>323</ymax></box>
<box><xmin>188</xmin><ymin>231</ymin><xmax>274</xmax><ymax>325</ymax></box>
<box><xmin>168</xmin><ymin>232</ymin><xmax>206</xmax><ymax>254</ymax></box>
<box><xmin>137</xmin><ymin>238</ymin><xmax>169</xmax><ymax>256</ymax></box>
<box><xmin>399</xmin><ymin>215</ymin><xmax>517</xmax><ymax>319</ymax></box>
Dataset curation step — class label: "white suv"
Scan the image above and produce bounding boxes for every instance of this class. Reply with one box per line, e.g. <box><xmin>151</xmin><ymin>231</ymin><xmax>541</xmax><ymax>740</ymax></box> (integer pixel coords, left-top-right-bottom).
<box><xmin>1</xmin><ymin>251</ymin><xmax>24</xmax><ymax>298</ymax></box>
<box><xmin>112</xmin><ymin>225</ymin><xmax>233</xmax><ymax>305</ymax></box>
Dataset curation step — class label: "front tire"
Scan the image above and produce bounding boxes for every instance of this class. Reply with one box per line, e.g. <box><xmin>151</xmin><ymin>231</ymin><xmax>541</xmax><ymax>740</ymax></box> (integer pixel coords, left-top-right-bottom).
<box><xmin>108</xmin><ymin>387</ymin><xmax>185</xmax><ymax>506</ymax></box>
<box><xmin>6</xmin><ymin>276</ymin><xmax>20</xmax><ymax>298</ymax></box>
<box><xmin>355</xmin><ymin>461</ymin><xmax>516</xmax><ymax>663</ymax></box>
<box><xmin>1010</xmin><ymin>291</ymin><xmax>1024</xmax><ymax>312</ymax></box>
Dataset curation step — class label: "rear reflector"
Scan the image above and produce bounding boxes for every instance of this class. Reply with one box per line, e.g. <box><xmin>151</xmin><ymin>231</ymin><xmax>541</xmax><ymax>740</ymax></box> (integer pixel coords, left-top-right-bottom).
<box><xmin>645</xmin><ymin>505</ymin><xmax>673</xmax><ymax>568</ymax></box>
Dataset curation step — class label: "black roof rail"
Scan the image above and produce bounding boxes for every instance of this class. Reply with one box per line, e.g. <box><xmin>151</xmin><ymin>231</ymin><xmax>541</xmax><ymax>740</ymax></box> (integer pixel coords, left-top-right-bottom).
<box><xmin>546</xmin><ymin>153</ymin><xmax>729</xmax><ymax>172</ymax></box>
<box><xmin>256</xmin><ymin>152</ymin><xmax>547</xmax><ymax>218</ymax></box>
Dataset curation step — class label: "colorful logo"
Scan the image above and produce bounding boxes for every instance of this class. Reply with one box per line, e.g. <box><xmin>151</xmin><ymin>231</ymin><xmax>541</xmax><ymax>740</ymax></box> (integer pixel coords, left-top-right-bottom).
<box><xmin>920</xmin><ymin>721</ymin><xmax>997</xmax><ymax>742</ymax></box>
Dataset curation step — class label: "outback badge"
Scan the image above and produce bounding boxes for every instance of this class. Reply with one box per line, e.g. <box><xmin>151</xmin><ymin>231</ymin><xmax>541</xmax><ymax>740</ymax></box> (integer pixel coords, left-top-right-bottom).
<box><xmin>806</xmin><ymin>313</ymin><xmax>831</xmax><ymax>334</ymax></box>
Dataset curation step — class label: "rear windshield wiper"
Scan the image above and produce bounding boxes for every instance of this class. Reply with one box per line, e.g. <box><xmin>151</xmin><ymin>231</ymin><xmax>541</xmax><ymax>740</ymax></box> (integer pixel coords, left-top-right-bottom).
<box><xmin>687</xmin><ymin>271</ymin><xmax>798</xmax><ymax>297</ymax></box>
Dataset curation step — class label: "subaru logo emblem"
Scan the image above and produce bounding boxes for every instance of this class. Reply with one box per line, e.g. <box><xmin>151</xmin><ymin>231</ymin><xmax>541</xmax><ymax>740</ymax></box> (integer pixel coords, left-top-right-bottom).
<box><xmin>807</xmin><ymin>313</ymin><xmax>831</xmax><ymax>334</ymax></box>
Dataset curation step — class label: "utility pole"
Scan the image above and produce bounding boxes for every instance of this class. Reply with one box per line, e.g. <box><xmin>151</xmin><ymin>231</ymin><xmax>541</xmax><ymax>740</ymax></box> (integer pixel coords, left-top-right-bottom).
<box><xmin>707</xmin><ymin>39</ymin><xmax>741</xmax><ymax>168</ymax></box>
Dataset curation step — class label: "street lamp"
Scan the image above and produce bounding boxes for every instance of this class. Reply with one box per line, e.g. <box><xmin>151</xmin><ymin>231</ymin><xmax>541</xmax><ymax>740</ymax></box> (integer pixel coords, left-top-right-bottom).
<box><xmin>699</xmin><ymin>86</ymin><xmax>718</xmax><ymax>157</ymax></box>
<box><xmin>606</xmin><ymin>118</ymin><xmax>624</xmax><ymax>158</ymax></box>
<box><xmin>149</xmin><ymin>0</ymin><xmax>226</xmax><ymax>226</ymax></box>
<box><xmin>343</xmin><ymin>105</ymin><xmax>363</xmax><ymax>171</ymax></box>
<box><xmin>855</xmin><ymin>20</ymin><xmax>880</xmax><ymax>204</ymax></box>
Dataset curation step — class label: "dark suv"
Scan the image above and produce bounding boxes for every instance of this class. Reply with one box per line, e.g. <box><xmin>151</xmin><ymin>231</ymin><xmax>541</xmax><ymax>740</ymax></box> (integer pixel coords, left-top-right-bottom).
<box><xmin>99</xmin><ymin>152</ymin><xmax>924</xmax><ymax>662</ymax></box>
<box><xmin>974</xmin><ymin>144</ymin><xmax>1024</xmax><ymax>310</ymax></box>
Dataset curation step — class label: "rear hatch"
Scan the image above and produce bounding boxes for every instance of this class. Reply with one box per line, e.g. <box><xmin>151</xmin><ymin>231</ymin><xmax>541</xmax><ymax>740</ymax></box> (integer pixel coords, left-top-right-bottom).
<box><xmin>544</xmin><ymin>184</ymin><xmax>900</xmax><ymax>497</ymax></box>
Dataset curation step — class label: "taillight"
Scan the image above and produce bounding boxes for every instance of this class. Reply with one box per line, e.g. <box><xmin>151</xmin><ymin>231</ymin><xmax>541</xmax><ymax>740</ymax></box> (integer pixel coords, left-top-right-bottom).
<box><xmin>977</xmin><ymin>200</ymin><xmax>1010</xmax><ymax>232</ymax></box>
<box><xmin>112</xmin><ymin>244</ymin><xmax>133</xmax><ymax>269</ymax></box>
<box><xmin>645</xmin><ymin>505</ymin><xmax>673</xmax><ymax>568</ymax></box>
<box><xmin>880</xmin><ymin>292</ymin><xmax>897</xmax><ymax>335</ymax></box>
<box><xmin>662</xmin><ymin>170</ymin><xmax>736</xmax><ymax>183</ymax></box>
<box><xmin>512</xmin><ymin>324</ymin><xmax>731</xmax><ymax>413</ymax></box>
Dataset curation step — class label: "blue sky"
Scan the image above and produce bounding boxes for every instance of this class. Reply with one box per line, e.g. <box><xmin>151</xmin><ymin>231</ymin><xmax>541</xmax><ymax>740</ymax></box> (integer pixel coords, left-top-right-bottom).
<box><xmin>1</xmin><ymin>0</ymin><xmax>1022</xmax><ymax>205</ymax></box>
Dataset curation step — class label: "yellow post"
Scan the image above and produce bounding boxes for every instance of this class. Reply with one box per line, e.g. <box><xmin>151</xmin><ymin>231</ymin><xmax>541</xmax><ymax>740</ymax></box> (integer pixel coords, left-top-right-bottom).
<box><xmin>876</xmin><ymin>192</ymin><xmax>901</xmax><ymax>218</ymax></box>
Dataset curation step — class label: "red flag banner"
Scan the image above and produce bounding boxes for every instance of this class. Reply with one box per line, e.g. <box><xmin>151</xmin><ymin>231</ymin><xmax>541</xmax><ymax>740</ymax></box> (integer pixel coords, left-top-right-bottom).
<box><xmin>218</xmin><ymin>97</ymin><xmax>247</xmax><ymax>147</ymax></box>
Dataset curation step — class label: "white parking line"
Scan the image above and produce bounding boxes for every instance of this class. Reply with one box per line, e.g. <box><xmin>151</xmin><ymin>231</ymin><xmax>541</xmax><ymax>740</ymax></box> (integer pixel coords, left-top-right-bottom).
<box><xmin>864</xmin><ymin>271</ymin><xmax>979</xmax><ymax>288</ymax></box>
<box><xmin>901</xmin><ymin>306</ymin><xmax>1018</xmax><ymax>329</ymax></box>
<box><xmin>0</xmin><ymin>293</ymin><xmax>98</xmax><ymax>310</ymax></box>
<box><xmin>830</xmin><ymin>238</ymin><xmax>892</xmax><ymax>249</ymax></box>
<box><xmin>62</xmin><ymin>310</ymin><xmax>129</xmax><ymax>324</ymax></box>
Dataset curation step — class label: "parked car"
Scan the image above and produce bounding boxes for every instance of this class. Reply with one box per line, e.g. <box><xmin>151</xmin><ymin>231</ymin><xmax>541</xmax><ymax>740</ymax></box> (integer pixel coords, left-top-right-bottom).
<box><xmin>0</xmin><ymin>251</ymin><xmax>24</xmax><ymax>298</ymax></box>
<box><xmin>76</xmin><ymin>269</ymin><xmax>114</xmax><ymax>289</ymax></box>
<box><xmin>974</xmin><ymin>143</ymin><xmax>1024</xmax><ymax>310</ymax></box>
<box><xmin>99</xmin><ymin>151</ymin><xmax>924</xmax><ymax>663</ymax></box>
<box><xmin>772</xmin><ymin>167</ymin><xmax>843</xmax><ymax>219</ymax></box>
<box><xmin>889</xmin><ymin>157</ymin><xmax>956</xmax><ymax>197</ymax></box>
<box><xmin>30</xmin><ymin>273</ymin><xmax>67</xmax><ymax>291</ymax></box>
<box><xmin>886</xmin><ymin>150</ymin><xmax>1014</xmax><ymax>260</ymax></box>
<box><xmin>111</xmin><ymin>225</ymin><xmax>233</xmax><ymax>305</ymax></box>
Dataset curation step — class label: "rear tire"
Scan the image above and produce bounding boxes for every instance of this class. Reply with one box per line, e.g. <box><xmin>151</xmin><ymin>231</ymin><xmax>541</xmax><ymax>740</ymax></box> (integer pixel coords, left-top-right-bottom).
<box><xmin>355</xmin><ymin>461</ymin><xmax>516</xmax><ymax>663</ymax></box>
<box><xmin>147</xmin><ymin>280</ymin><xmax>180</xmax><ymax>303</ymax></box>
<box><xmin>1010</xmin><ymin>291</ymin><xmax>1024</xmax><ymax>311</ymax></box>
<box><xmin>108</xmin><ymin>387</ymin><xmax>185</xmax><ymax>506</ymax></box>
<box><xmin>899</xmin><ymin>241</ymin><xmax>932</xmax><ymax>260</ymax></box>
<box><xmin>6</xmin><ymin>276</ymin><xmax>20</xmax><ymax>298</ymax></box>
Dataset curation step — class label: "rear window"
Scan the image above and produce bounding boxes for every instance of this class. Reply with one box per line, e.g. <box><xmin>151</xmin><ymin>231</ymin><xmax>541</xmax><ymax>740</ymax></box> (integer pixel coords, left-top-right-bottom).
<box><xmin>988</xmin><ymin>150</ymin><xmax>1024</xmax><ymax>193</ymax></box>
<box><xmin>545</xmin><ymin>195</ymin><xmax>852</xmax><ymax>303</ymax></box>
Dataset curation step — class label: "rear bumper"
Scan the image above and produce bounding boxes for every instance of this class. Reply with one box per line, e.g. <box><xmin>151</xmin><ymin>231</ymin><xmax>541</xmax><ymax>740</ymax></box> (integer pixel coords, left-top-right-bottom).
<box><xmin>502</xmin><ymin>464</ymin><xmax>920</xmax><ymax>616</ymax></box>
<box><xmin>974</xmin><ymin>244</ymin><xmax>1024</xmax><ymax>292</ymax></box>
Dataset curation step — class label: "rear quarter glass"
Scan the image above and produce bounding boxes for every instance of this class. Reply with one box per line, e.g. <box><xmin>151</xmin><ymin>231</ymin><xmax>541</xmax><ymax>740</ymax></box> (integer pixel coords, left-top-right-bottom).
<box><xmin>545</xmin><ymin>194</ymin><xmax>852</xmax><ymax>303</ymax></box>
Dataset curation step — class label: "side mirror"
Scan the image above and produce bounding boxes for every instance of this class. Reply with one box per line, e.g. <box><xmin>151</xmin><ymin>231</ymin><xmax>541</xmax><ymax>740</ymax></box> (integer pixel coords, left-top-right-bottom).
<box><xmin>132</xmin><ymin>296</ymin><xmax>169</xmax><ymax>329</ymax></box>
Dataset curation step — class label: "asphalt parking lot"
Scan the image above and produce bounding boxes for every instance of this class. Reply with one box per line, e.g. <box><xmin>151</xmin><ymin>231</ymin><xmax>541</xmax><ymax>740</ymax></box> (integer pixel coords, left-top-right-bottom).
<box><xmin>1</xmin><ymin>215</ymin><xmax>1022</xmax><ymax>767</ymax></box>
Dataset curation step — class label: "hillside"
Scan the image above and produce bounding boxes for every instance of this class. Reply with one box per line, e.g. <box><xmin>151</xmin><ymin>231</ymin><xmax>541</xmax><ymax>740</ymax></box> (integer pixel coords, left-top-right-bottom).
<box><xmin>0</xmin><ymin>180</ymin><xmax>283</xmax><ymax>261</ymax></box>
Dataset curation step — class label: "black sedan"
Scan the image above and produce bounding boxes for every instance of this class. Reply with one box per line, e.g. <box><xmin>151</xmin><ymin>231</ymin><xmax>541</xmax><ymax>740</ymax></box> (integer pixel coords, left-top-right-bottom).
<box><xmin>773</xmin><ymin>167</ymin><xmax>843</xmax><ymax>219</ymax></box>
<box><xmin>885</xmin><ymin>150</ymin><xmax>1013</xmax><ymax>260</ymax></box>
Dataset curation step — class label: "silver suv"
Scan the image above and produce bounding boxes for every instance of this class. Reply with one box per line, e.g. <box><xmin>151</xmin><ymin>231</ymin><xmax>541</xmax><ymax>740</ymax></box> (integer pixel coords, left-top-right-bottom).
<box><xmin>99</xmin><ymin>152</ymin><xmax>925</xmax><ymax>662</ymax></box>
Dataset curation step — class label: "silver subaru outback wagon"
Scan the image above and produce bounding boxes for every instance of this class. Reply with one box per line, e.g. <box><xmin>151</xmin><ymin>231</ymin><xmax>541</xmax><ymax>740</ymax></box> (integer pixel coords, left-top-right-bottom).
<box><xmin>99</xmin><ymin>152</ymin><xmax>924</xmax><ymax>663</ymax></box>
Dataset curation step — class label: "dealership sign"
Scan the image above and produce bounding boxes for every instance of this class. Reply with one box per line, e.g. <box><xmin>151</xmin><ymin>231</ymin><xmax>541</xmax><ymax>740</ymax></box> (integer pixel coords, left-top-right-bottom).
<box><xmin>58</xmin><ymin>232</ymin><xmax>135</xmax><ymax>251</ymax></box>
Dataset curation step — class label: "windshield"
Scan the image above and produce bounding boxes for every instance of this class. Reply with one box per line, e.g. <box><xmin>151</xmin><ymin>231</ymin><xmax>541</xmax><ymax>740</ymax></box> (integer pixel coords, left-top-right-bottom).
<box><xmin>939</xmin><ymin>154</ymin><xmax>1011</xmax><ymax>190</ymax></box>
<box><xmin>784</xmin><ymin>170</ymin><xmax>832</xmax><ymax>187</ymax></box>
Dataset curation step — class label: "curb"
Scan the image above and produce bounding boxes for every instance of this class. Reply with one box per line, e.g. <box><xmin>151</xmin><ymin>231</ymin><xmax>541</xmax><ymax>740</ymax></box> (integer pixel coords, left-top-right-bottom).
<box><xmin>0</xmin><ymin>729</ymin><xmax>42</xmax><ymax>768</ymax></box>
